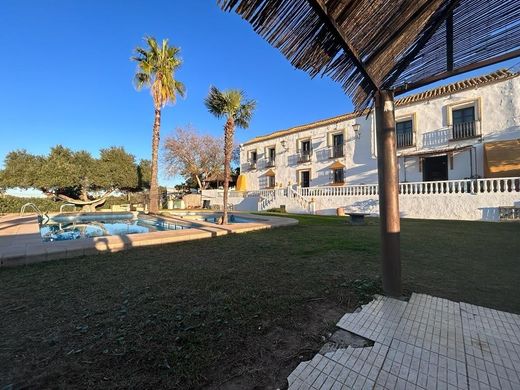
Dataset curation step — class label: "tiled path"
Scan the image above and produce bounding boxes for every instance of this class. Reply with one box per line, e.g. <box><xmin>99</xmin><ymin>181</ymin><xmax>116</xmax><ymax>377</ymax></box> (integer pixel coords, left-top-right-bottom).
<box><xmin>287</xmin><ymin>294</ymin><xmax>520</xmax><ymax>389</ymax></box>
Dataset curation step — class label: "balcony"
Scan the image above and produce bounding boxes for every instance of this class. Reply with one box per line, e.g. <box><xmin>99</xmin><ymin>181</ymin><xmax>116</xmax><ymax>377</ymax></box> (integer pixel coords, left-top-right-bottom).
<box><xmin>265</xmin><ymin>158</ymin><xmax>276</xmax><ymax>168</ymax></box>
<box><xmin>450</xmin><ymin>121</ymin><xmax>481</xmax><ymax>141</ymax></box>
<box><xmin>248</xmin><ymin>161</ymin><xmax>257</xmax><ymax>170</ymax></box>
<box><xmin>397</xmin><ymin>131</ymin><xmax>415</xmax><ymax>149</ymax></box>
<box><xmin>330</xmin><ymin>144</ymin><xmax>344</xmax><ymax>158</ymax></box>
<box><xmin>298</xmin><ymin>151</ymin><xmax>312</xmax><ymax>163</ymax></box>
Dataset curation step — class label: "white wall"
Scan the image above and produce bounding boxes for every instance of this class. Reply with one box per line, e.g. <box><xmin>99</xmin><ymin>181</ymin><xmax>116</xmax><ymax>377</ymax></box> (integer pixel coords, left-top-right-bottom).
<box><xmin>201</xmin><ymin>190</ymin><xmax>260</xmax><ymax>212</ymax></box>
<box><xmin>203</xmin><ymin>177</ymin><xmax>520</xmax><ymax>222</ymax></box>
<box><xmin>202</xmin><ymin>189</ymin><xmax>520</xmax><ymax>222</ymax></box>
<box><xmin>310</xmin><ymin>193</ymin><xmax>519</xmax><ymax>222</ymax></box>
<box><xmin>240</xmin><ymin>76</ymin><xmax>520</xmax><ymax>190</ymax></box>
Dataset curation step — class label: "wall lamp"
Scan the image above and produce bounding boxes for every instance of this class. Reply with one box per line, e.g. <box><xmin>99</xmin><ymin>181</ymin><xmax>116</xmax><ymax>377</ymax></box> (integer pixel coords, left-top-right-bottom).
<box><xmin>280</xmin><ymin>139</ymin><xmax>289</xmax><ymax>151</ymax></box>
<box><xmin>352</xmin><ymin>123</ymin><xmax>361</xmax><ymax>140</ymax></box>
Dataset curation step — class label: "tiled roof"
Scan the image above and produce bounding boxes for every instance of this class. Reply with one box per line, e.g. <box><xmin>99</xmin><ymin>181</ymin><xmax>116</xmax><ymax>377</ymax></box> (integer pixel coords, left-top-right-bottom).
<box><xmin>244</xmin><ymin>69</ymin><xmax>518</xmax><ymax>146</ymax></box>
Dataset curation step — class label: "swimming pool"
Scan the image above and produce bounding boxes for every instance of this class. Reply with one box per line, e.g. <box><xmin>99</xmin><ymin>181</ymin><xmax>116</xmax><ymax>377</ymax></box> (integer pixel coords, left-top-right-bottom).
<box><xmin>40</xmin><ymin>212</ymin><xmax>191</xmax><ymax>242</ymax></box>
<box><xmin>166</xmin><ymin>212</ymin><xmax>259</xmax><ymax>224</ymax></box>
<box><xmin>202</xmin><ymin>214</ymin><xmax>257</xmax><ymax>224</ymax></box>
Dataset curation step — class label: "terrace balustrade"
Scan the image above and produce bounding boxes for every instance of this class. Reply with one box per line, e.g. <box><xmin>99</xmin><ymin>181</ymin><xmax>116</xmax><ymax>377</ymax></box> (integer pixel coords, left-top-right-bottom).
<box><xmin>244</xmin><ymin>177</ymin><xmax>520</xmax><ymax>198</ymax></box>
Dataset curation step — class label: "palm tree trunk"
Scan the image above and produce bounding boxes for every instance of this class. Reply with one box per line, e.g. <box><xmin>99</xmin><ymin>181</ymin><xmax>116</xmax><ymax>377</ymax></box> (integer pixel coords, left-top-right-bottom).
<box><xmin>149</xmin><ymin>108</ymin><xmax>161</xmax><ymax>213</ymax></box>
<box><xmin>222</xmin><ymin>118</ymin><xmax>235</xmax><ymax>224</ymax></box>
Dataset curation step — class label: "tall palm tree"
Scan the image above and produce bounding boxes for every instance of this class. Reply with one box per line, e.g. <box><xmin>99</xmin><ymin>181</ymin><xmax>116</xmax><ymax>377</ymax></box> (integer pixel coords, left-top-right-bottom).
<box><xmin>205</xmin><ymin>87</ymin><xmax>256</xmax><ymax>224</ymax></box>
<box><xmin>132</xmin><ymin>36</ymin><xmax>185</xmax><ymax>213</ymax></box>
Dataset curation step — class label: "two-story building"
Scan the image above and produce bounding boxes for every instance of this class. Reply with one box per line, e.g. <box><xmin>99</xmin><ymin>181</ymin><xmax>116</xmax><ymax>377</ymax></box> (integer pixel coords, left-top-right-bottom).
<box><xmin>239</xmin><ymin>69</ymin><xmax>520</xmax><ymax>191</ymax></box>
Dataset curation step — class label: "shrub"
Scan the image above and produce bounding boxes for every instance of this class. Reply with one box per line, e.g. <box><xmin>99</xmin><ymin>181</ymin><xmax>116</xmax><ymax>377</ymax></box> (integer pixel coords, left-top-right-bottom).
<box><xmin>0</xmin><ymin>196</ymin><xmax>62</xmax><ymax>214</ymax></box>
<box><xmin>266</xmin><ymin>207</ymin><xmax>286</xmax><ymax>213</ymax></box>
<box><xmin>0</xmin><ymin>195</ymin><xmax>135</xmax><ymax>215</ymax></box>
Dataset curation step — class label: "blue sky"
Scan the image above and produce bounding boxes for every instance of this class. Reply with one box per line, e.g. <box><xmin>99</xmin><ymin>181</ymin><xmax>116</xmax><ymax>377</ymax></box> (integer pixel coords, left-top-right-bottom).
<box><xmin>1</xmin><ymin>1</ymin><xmax>518</xmax><ymax>186</ymax></box>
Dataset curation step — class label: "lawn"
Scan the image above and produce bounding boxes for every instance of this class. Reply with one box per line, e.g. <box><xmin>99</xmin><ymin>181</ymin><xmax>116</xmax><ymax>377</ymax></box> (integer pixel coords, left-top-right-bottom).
<box><xmin>1</xmin><ymin>215</ymin><xmax>519</xmax><ymax>389</ymax></box>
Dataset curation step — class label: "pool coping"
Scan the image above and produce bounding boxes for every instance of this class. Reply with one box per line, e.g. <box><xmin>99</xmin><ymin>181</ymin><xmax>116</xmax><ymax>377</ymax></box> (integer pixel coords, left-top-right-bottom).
<box><xmin>0</xmin><ymin>212</ymin><xmax>298</xmax><ymax>268</ymax></box>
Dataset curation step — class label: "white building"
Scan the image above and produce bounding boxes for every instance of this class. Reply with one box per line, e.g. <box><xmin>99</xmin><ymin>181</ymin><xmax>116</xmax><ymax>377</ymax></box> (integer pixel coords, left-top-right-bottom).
<box><xmin>239</xmin><ymin>69</ymin><xmax>520</xmax><ymax>190</ymax></box>
<box><xmin>202</xmin><ymin>69</ymin><xmax>520</xmax><ymax>221</ymax></box>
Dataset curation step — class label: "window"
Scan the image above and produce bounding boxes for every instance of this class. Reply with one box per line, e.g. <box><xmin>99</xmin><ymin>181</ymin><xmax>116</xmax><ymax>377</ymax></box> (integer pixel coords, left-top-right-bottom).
<box><xmin>248</xmin><ymin>150</ymin><xmax>257</xmax><ymax>170</ymax></box>
<box><xmin>267</xmin><ymin>147</ymin><xmax>276</xmax><ymax>167</ymax></box>
<box><xmin>333</xmin><ymin>133</ymin><xmax>344</xmax><ymax>146</ymax></box>
<box><xmin>447</xmin><ymin>100</ymin><xmax>481</xmax><ymax>140</ymax></box>
<box><xmin>298</xmin><ymin>140</ymin><xmax>312</xmax><ymax>163</ymax></box>
<box><xmin>301</xmin><ymin>140</ymin><xmax>311</xmax><ymax>153</ymax></box>
<box><xmin>396</xmin><ymin>119</ymin><xmax>414</xmax><ymax>148</ymax></box>
<box><xmin>268</xmin><ymin>175</ymin><xmax>275</xmax><ymax>188</ymax></box>
<box><xmin>452</xmin><ymin>106</ymin><xmax>477</xmax><ymax>140</ymax></box>
<box><xmin>333</xmin><ymin>168</ymin><xmax>344</xmax><ymax>184</ymax></box>
<box><xmin>332</xmin><ymin>134</ymin><xmax>344</xmax><ymax>157</ymax></box>
<box><xmin>452</xmin><ymin>106</ymin><xmax>475</xmax><ymax>125</ymax></box>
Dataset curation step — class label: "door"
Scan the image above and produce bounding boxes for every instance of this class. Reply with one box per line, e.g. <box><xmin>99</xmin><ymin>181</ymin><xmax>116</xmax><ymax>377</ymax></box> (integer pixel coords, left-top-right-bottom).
<box><xmin>300</xmin><ymin>171</ymin><xmax>310</xmax><ymax>187</ymax></box>
<box><xmin>423</xmin><ymin>155</ymin><xmax>448</xmax><ymax>181</ymax></box>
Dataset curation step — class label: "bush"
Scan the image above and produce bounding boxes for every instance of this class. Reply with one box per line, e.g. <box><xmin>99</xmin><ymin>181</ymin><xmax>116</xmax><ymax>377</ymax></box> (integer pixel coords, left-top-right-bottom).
<box><xmin>266</xmin><ymin>207</ymin><xmax>286</xmax><ymax>213</ymax></box>
<box><xmin>0</xmin><ymin>196</ymin><xmax>62</xmax><ymax>214</ymax></box>
<box><xmin>0</xmin><ymin>195</ymin><xmax>137</xmax><ymax>215</ymax></box>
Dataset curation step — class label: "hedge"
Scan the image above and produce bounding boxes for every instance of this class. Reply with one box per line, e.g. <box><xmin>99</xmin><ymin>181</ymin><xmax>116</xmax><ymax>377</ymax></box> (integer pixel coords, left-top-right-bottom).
<box><xmin>0</xmin><ymin>195</ymin><xmax>135</xmax><ymax>215</ymax></box>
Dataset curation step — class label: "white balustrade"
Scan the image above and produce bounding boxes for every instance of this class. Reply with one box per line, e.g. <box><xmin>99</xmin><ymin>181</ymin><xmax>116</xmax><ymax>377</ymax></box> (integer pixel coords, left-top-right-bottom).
<box><xmin>397</xmin><ymin>177</ymin><xmax>520</xmax><ymax>195</ymax></box>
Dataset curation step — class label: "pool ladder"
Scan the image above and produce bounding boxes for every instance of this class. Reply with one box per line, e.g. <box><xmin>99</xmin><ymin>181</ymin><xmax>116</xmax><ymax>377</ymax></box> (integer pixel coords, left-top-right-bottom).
<box><xmin>20</xmin><ymin>202</ymin><xmax>49</xmax><ymax>223</ymax></box>
<box><xmin>20</xmin><ymin>202</ymin><xmax>44</xmax><ymax>216</ymax></box>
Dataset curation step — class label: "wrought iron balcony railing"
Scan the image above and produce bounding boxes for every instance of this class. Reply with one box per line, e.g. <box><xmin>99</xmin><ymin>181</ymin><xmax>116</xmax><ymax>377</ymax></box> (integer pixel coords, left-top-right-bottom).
<box><xmin>450</xmin><ymin>121</ymin><xmax>481</xmax><ymax>141</ymax></box>
<box><xmin>265</xmin><ymin>158</ymin><xmax>276</xmax><ymax>168</ymax></box>
<box><xmin>330</xmin><ymin>144</ymin><xmax>344</xmax><ymax>158</ymax></box>
<box><xmin>397</xmin><ymin>131</ymin><xmax>415</xmax><ymax>148</ymax></box>
<box><xmin>298</xmin><ymin>151</ymin><xmax>312</xmax><ymax>163</ymax></box>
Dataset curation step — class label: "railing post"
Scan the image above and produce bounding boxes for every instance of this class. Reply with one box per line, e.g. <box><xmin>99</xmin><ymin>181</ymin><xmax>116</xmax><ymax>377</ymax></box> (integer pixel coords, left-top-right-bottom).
<box><xmin>375</xmin><ymin>89</ymin><xmax>401</xmax><ymax>297</ymax></box>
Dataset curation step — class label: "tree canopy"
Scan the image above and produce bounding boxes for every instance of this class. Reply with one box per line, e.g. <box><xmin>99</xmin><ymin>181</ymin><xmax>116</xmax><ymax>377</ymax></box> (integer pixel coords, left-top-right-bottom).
<box><xmin>204</xmin><ymin>87</ymin><xmax>256</xmax><ymax>129</ymax></box>
<box><xmin>0</xmin><ymin>145</ymin><xmax>150</xmax><ymax>200</ymax></box>
<box><xmin>132</xmin><ymin>36</ymin><xmax>186</xmax><ymax>110</ymax></box>
<box><xmin>163</xmin><ymin>126</ymin><xmax>225</xmax><ymax>189</ymax></box>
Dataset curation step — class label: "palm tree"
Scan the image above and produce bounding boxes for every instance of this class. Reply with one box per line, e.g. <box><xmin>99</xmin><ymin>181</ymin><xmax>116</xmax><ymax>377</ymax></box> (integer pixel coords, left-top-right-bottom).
<box><xmin>132</xmin><ymin>36</ymin><xmax>185</xmax><ymax>213</ymax></box>
<box><xmin>205</xmin><ymin>87</ymin><xmax>256</xmax><ymax>224</ymax></box>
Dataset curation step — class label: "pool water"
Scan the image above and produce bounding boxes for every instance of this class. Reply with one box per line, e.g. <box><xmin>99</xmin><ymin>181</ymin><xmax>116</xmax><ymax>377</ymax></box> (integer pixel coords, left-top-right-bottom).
<box><xmin>40</xmin><ymin>214</ymin><xmax>191</xmax><ymax>242</ymax></box>
<box><xmin>167</xmin><ymin>212</ymin><xmax>258</xmax><ymax>224</ymax></box>
<box><xmin>202</xmin><ymin>215</ymin><xmax>255</xmax><ymax>224</ymax></box>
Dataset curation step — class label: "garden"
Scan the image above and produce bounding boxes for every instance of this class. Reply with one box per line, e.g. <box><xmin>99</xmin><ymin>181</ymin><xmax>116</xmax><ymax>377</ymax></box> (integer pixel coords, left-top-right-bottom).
<box><xmin>1</xmin><ymin>215</ymin><xmax>519</xmax><ymax>388</ymax></box>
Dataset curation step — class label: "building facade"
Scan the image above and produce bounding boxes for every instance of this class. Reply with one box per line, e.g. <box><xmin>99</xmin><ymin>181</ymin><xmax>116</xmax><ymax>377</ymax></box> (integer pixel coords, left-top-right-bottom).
<box><xmin>239</xmin><ymin>69</ymin><xmax>520</xmax><ymax>191</ymax></box>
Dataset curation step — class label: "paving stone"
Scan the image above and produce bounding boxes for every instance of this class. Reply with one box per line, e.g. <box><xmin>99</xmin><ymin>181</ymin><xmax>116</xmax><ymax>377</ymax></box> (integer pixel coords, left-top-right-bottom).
<box><xmin>287</xmin><ymin>293</ymin><xmax>520</xmax><ymax>390</ymax></box>
<box><xmin>336</xmin><ymin>295</ymin><xmax>408</xmax><ymax>346</ymax></box>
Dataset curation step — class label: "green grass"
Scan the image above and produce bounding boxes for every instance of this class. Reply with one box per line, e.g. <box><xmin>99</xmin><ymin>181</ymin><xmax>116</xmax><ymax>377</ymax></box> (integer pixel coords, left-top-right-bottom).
<box><xmin>1</xmin><ymin>215</ymin><xmax>519</xmax><ymax>389</ymax></box>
